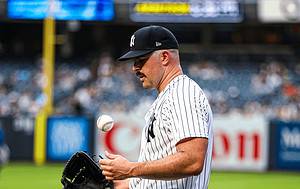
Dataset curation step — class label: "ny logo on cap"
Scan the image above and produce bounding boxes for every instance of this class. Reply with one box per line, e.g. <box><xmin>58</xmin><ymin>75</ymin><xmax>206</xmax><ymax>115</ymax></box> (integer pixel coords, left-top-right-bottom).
<box><xmin>130</xmin><ymin>35</ymin><xmax>135</xmax><ymax>47</ymax></box>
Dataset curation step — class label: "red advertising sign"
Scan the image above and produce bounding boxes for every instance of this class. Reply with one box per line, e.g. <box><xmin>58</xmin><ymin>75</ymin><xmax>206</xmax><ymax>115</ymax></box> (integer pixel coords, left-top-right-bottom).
<box><xmin>212</xmin><ymin>114</ymin><xmax>269</xmax><ymax>171</ymax></box>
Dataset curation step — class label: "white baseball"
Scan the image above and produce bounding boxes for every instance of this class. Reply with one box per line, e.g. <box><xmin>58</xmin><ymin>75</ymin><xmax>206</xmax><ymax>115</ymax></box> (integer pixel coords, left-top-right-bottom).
<box><xmin>97</xmin><ymin>114</ymin><xmax>114</xmax><ymax>132</ymax></box>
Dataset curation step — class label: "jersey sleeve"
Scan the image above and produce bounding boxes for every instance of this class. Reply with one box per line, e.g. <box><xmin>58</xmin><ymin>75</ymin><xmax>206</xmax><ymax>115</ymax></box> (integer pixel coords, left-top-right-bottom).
<box><xmin>165</xmin><ymin>79</ymin><xmax>211</xmax><ymax>144</ymax></box>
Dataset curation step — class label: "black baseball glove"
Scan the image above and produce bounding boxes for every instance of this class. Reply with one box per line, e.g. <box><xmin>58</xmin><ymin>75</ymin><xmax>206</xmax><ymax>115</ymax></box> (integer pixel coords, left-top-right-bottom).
<box><xmin>61</xmin><ymin>151</ymin><xmax>114</xmax><ymax>189</ymax></box>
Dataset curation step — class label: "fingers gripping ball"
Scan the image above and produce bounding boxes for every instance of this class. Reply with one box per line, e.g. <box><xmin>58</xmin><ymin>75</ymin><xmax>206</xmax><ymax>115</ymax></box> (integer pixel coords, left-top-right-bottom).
<box><xmin>97</xmin><ymin>115</ymin><xmax>114</xmax><ymax>132</ymax></box>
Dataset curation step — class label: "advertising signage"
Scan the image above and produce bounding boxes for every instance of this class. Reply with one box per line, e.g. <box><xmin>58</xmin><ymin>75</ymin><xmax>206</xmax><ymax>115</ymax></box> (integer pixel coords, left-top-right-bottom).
<box><xmin>212</xmin><ymin>114</ymin><xmax>269</xmax><ymax>171</ymax></box>
<box><xmin>7</xmin><ymin>0</ymin><xmax>114</xmax><ymax>21</ymax></box>
<box><xmin>47</xmin><ymin>116</ymin><xmax>92</xmax><ymax>161</ymax></box>
<box><xmin>258</xmin><ymin>0</ymin><xmax>300</xmax><ymax>23</ymax></box>
<box><xmin>270</xmin><ymin>120</ymin><xmax>300</xmax><ymax>171</ymax></box>
<box><xmin>130</xmin><ymin>0</ymin><xmax>243</xmax><ymax>23</ymax></box>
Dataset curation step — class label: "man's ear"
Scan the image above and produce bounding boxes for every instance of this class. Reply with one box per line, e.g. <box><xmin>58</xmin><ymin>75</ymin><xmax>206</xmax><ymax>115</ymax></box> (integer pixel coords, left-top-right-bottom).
<box><xmin>161</xmin><ymin>50</ymin><xmax>170</xmax><ymax>66</ymax></box>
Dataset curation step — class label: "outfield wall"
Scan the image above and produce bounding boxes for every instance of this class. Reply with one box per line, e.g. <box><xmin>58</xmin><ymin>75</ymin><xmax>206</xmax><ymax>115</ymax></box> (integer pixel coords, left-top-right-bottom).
<box><xmin>1</xmin><ymin>114</ymin><xmax>300</xmax><ymax>172</ymax></box>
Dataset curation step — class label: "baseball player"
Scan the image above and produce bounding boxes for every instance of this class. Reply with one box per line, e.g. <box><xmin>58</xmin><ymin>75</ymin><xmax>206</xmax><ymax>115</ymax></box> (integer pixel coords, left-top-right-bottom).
<box><xmin>99</xmin><ymin>25</ymin><xmax>213</xmax><ymax>189</ymax></box>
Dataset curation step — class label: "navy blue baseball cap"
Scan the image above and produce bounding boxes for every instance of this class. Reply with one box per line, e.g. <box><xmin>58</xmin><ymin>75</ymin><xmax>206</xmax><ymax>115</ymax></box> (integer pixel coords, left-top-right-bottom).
<box><xmin>118</xmin><ymin>25</ymin><xmax>179</xmax><ymax>61</ymax></box>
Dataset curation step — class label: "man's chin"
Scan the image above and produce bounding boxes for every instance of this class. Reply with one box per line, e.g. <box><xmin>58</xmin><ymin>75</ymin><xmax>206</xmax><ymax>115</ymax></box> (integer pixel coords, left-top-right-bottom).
<box><xmin>142</xmin><ymin>82</ymin><xmax>152</xmax><ymax>89</ymax></box>
<box><xmin>142</xmin><ymin>84</ymin><xmax>150</xmax><ymax>89</ymax></box>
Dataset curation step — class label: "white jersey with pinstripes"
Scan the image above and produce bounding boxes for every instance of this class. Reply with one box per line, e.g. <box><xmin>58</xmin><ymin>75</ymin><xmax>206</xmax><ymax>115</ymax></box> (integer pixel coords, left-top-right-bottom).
<box><xmin>129</xmin><ymin>75</ymin><xmax>213</xmax><ymax>189</ymax></box>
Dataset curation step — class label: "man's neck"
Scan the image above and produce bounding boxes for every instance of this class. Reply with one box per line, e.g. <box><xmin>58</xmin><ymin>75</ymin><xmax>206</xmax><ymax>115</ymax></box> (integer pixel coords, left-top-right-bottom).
<box><xmin>157</xmin><ymin>66</ymin><xmax>183</xmax><ymax>93</ymax></box>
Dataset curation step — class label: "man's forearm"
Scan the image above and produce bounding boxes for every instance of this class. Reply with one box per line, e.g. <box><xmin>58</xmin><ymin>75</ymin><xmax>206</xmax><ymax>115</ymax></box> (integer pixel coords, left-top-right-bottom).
<box><xmin>130</xmin><ymin>150</ymin><xmax>203</xmax><ymax>180</ymax></box>
<box><xmin>129</xmin><ymin>138</ymin><xmax>208</xmax><ymax>180</ymax></box>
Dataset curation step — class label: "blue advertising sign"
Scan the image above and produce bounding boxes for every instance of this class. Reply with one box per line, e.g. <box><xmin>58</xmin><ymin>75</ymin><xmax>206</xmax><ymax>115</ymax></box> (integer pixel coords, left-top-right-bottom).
<box><xmin>7</xmin><ymin>0</ymin><xmax>114</xmax><ymax>21</ymax></box>
<box><xmin>271</xmin><ymin>120</ymin><xmax>300</xmax><ymax>170</ymax></box>
<box><xmin>47</xmin><ymin>116</ymin><xmax>90</xmax><ymax>161</ymax></box>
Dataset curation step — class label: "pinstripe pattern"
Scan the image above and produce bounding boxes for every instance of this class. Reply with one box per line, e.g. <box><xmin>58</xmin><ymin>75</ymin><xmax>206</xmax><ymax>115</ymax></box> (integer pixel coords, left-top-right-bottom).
<box><xmin>130</xmin><ymin>75</ymin><xmax>213</xmax><ymax>189</ymax></box>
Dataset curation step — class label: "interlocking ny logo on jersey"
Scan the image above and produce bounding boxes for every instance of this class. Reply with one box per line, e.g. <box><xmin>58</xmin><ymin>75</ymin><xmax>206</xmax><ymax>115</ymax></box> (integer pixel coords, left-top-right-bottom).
<box><xmin>130</xmin><ymin>35</ymin><xmax>135</xmax><ymax>47</ymax></box>
<box><xmin>147</xmin><ymin>115</ymin><xmax>156</xmax><ymax>142</ymax></box>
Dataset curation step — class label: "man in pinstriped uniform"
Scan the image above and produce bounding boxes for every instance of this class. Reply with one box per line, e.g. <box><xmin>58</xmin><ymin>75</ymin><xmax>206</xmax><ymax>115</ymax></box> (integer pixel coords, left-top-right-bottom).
<box><xmin>99</xmin><ymin>25</ymin><xmax>213</xmax><ymax>189</ymax></box>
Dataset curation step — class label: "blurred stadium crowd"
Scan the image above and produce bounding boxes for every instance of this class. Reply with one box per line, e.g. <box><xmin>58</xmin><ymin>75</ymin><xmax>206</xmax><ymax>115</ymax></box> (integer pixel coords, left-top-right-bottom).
<box><xmin>0</xmin><ymin>50</ymin><xmax>299</xmax><ymax>121</ymax></box>
<box><xmin>0</xmin><ymin>0</ymin><xmax>298</xmax><ymax>123</ymax></box>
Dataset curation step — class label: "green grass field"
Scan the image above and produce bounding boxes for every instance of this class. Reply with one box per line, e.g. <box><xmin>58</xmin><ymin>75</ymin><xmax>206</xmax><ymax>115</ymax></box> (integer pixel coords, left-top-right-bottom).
<box><xmin>0</xmin><ymin>163</ymin><xmax>300</xmax><ymax>189</ymax></box>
